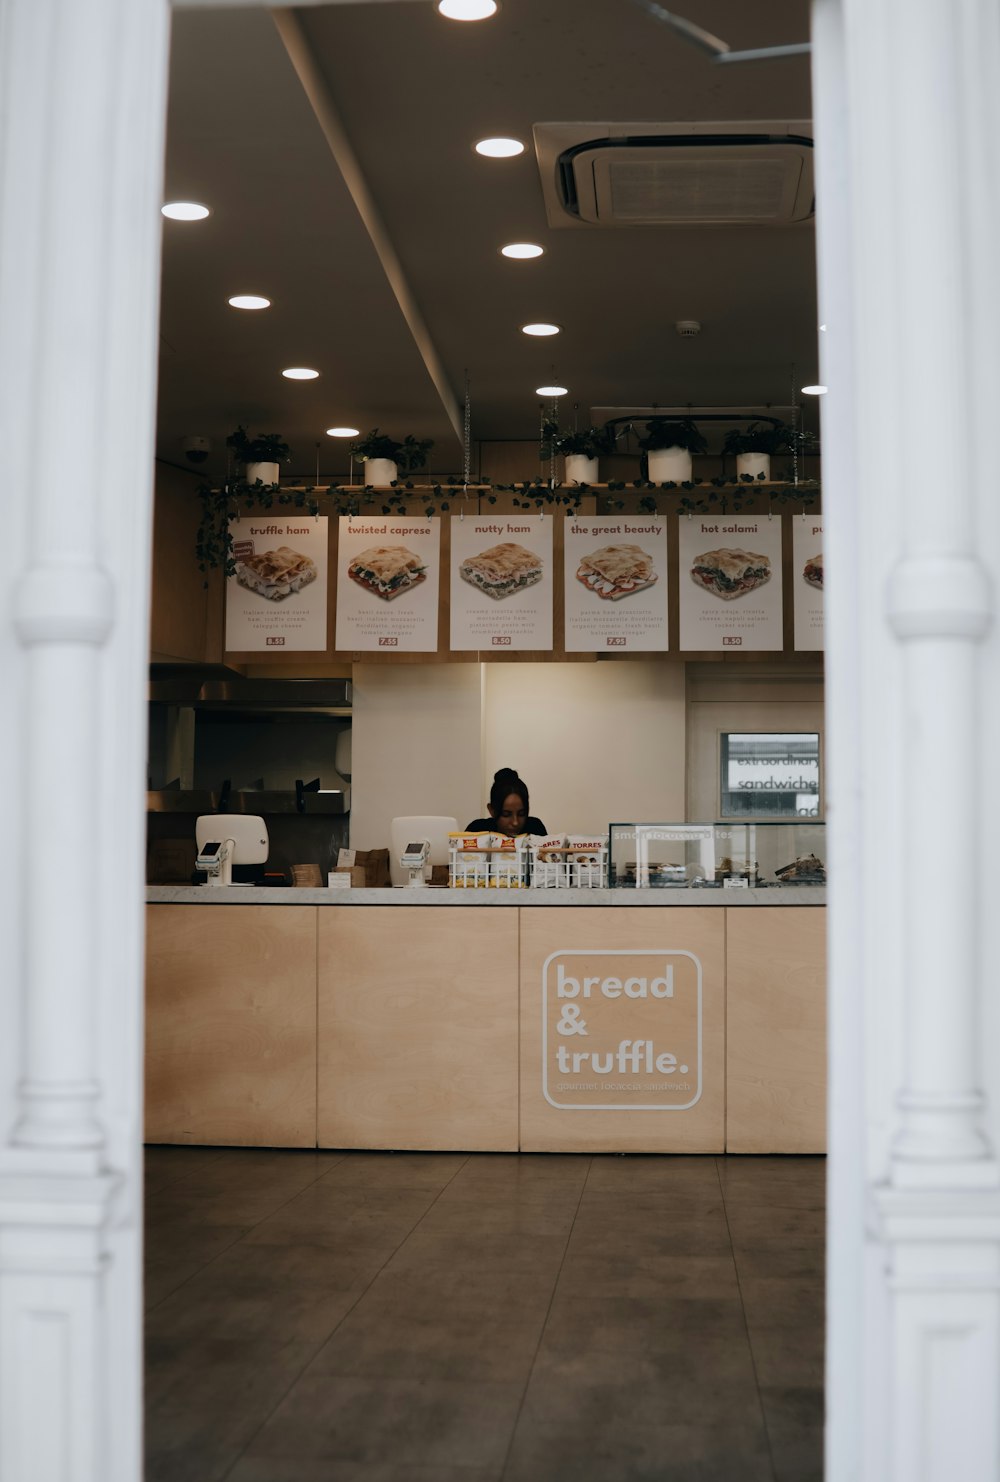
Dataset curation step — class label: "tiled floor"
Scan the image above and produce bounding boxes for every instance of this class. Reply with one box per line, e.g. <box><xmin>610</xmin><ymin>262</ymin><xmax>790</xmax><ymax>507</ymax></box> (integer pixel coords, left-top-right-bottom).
<box><xmin>144</xmin><ymin>1148</ymin><xmax>825</xmax><ymax>1482</ymax></box>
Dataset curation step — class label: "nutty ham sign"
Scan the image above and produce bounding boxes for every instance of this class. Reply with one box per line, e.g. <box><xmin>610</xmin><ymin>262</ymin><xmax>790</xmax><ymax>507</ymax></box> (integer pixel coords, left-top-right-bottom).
<box><xmin>542</xmin><ymin>949</ymin><xmax>702</xmax><ymax>1110</ymax></box>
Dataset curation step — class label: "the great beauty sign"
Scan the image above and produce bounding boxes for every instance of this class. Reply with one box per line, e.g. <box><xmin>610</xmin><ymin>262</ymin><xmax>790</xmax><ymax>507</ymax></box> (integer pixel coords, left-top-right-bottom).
<box><xmin>541</xmin><ymin>949</ymin><xmax>702</xmax><ymax>1111</ymax></box>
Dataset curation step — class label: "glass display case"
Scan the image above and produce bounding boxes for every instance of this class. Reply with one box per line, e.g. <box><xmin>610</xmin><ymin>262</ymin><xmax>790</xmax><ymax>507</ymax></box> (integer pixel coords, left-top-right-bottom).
<box><xmin>609</xmin><ymin>823</ymin><xmax>753</xmax><ymax>889</ymax></box>
<box><xmin>608</xmin><ymin>822</ymin><xmax>825</xmax><ymax>888</ymax></box>
<box><xmin>751</xmin><ymin>822</ymin><xmax>827</xmax><ymax>886</ymax></box>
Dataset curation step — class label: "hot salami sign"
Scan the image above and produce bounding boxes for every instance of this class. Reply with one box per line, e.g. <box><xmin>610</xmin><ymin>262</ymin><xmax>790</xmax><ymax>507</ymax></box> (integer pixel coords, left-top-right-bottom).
<box><xmin>677</xmin><ymin>517</ymin><xmax>784</xmax><ymax>651</ymax></box>
<box><xmin>542</xmin><ymin>949</ymin><xmax>702</xmax><ymax>1110</ymax></box>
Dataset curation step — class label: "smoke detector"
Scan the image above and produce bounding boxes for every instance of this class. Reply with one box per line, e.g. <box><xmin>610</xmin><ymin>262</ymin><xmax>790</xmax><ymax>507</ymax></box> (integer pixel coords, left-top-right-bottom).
<box><xmin>676</xmin><ymin>320</ymin><xmax>701</xmax><ymax>337</ymax></box>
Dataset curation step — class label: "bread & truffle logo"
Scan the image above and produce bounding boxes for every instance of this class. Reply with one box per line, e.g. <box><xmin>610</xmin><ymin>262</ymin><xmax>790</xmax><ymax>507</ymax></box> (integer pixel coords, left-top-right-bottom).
<box><xmin>542</xmin><ymin>949</ymin><xmax>702</xmax><ymax>1110</ymax></box>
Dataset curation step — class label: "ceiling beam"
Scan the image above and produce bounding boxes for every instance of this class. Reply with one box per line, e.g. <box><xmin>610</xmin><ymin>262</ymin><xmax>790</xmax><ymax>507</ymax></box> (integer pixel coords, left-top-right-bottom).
<box><xmin>270</xmin><ymin>8</ymin><xmax>462</xmax><ymax>442</ymax></box>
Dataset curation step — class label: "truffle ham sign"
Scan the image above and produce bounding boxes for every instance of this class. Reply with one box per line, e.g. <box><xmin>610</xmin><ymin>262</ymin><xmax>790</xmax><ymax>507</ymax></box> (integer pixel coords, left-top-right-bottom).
<box><xmin>677</xmin><ymin>517</ymin><xmax>784</xmax><ymax>652</ymax></box>
<box><xmin>225</xmin><ymin>516</ymin><xmax>329</xmax><ymax>653</ymax></box>
<box><xmin>542</xmin><ymin>949</ymin><xmax>702</xmax><ymax>1110</ymax></box>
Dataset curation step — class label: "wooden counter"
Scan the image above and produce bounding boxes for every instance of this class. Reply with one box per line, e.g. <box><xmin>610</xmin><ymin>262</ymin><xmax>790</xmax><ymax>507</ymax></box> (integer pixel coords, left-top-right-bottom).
<box><xmin>145</xmin><ymin>891</ymin><xmax>826</xmax><ymax>1155</ymax></box>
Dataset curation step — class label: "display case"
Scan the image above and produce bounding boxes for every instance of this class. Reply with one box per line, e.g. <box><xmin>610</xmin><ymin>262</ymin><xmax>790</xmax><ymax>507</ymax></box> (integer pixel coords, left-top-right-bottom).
<box><xmin>608</xmin><ymin>823</ymin><xmax>754</xmax><ymax>889</ymax></box>
<box><xmin>751</xmin><ymin>821</ymin><xmax>827</xmax><ymax>886</ymax></box>
<box><xmin>608</xmin><ymin>821</ymin><xmax>824</xmax><ymax>888</ymax></box>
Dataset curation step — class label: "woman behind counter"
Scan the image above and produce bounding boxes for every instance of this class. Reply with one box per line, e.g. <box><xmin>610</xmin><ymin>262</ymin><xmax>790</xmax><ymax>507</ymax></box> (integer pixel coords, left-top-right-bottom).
<box><xmin>467</xmin><ymin>767</ymin><xmax>547</xmax><ymax>838</ymax></box>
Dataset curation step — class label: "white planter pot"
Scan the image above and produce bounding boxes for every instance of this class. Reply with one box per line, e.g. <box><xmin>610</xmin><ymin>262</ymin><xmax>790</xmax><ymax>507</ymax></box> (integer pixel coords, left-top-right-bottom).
<box><xmin>736</xmin><ymin>451</ymin><xmax>771</xmax><ymax>481</ymax></box>
<box><xmin>564</xmin><ymin>453</ymin><xmax>598</xmax><ymax>484</ymax></box>
<box><xmin>364</xmin><ymin>457</ymin><xmax>398</xmax><ymax>486</ymax></box>
<box><xmin>647</xmin><ymin>445</ymin><xmax>692</xmax><ymax>483</ymax></box>
<box><xmin>245</xmin><ymin>461</ymin><xmax>279</xmax><ymax>485</ymax></box>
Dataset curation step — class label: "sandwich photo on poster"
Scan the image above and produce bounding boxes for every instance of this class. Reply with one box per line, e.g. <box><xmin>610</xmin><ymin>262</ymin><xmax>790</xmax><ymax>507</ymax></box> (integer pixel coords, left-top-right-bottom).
<box><xmin>563</xmin><ymin>516</ymin><xmax>669</xmax><ymax>652</ymax></box>
<box><xmin>335</xmin><ymin>517</ymin><xmax>441</xmax><ymax>652</ymax></box>
<box><xmin>677</xmin><ymin>516</ymin><xmax>784</xmax><ymax>651</ymax></box>
<box><xmin>450</xmin><ymin>516</ymin><xmax>553</xmax><ymax>651</ymax></box>
<box><xmin>225</xmin><ymin>515</ymin><xmax>329</xmax><ymax>652</ymax></box>
<box><xmin>793</xmin><ymin>517</ymin><xmax>823</xmax><ymax>651</ymax></box>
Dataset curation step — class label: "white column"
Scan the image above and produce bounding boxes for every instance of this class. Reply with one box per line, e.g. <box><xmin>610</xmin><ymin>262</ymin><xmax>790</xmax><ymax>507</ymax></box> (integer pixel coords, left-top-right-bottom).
<box><xmin>809</xmin><ymin>9</ymin><xmax>868</xmax><ymax>1481</ymax></box>
<box><xmin>816</xmin><ymin>0</ymin><xmax>1000</xmax><ymax>1477</ymax></box>
<box><xmin>0</xmin><ymin>0</ymin><xmax>170</xmax><ymax>1478</ymax></box>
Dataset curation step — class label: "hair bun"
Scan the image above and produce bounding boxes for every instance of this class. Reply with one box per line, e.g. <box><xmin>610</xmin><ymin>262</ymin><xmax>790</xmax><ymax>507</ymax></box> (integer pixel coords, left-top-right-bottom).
<box><xmin>493</xmin><ymin>767</ymin><xmax>519</xmax><ymax>785</ymax></box>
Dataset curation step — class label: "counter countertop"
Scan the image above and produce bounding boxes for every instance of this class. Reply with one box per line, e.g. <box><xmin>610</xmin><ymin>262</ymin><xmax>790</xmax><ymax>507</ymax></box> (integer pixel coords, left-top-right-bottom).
<box><xmin>146</xmin><ymin>885</ymin><xmax>826</xmax><ymax>907</ymax></box>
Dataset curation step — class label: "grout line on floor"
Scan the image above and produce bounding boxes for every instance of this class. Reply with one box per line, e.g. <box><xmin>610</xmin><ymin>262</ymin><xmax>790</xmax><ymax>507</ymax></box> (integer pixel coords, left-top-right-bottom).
<box><xmin>213</xmin><ymin>1151</ymin><xmax>473</xmax><ymax>1482</ymax></box>
<box><xmin>496</xmin><ymin>1154</ymin><xmax>594</xmax><ymax>1482</ymax></box>
<box><xmin>716</xmin><ymin>1154</ymin><xmax>779</xmax><ymax>1482</ymax></box>
<box><xmin>144</xmin><ymin>1147</ymin><xmax>351</xmax><ymax>1315</ymax></box>
<box><xmin>142</xmin><ymin>1143</ymin><xmax>228</xmax><ymax>1194</ymax></box>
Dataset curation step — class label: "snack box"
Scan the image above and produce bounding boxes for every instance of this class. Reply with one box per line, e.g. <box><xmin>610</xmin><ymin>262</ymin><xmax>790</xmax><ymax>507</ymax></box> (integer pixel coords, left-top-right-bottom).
<box><xmin>566</xmin><ymin>835</ymin><xmax>607</xmax><ymax>887</ymax></box>
<box><xmin>490</xmin><ymin>833</ymin><xmax>529</xmax><ymax>888</ymax></box>
<box><xmin>529</xmin><ymin>834</ymin><xmax>568</xmax><ymax>889</ymax></box>
<box><xmin>448</xmin><ymin>831</ymin><xmax>493</xmax><ymax>888</ymax></box>
<box><xmin>529</xmin><ymin>834</ymin><xmax>567</xmax><ymax>860</ymax></box>
<box><xmin>566</xmin><ymin>836</ymin><xmax>604</xmax><ymax>857</ymax></box>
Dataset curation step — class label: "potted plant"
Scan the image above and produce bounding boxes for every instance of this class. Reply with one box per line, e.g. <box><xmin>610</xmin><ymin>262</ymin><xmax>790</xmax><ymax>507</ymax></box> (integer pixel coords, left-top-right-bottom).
<box><xmin>350</xmin><ymin>428</ymin><xmax>434</xmax><ymax>486</ymax></box>
<box><xmin>226</xmin><ymin>425</ymin><xmax>291</xmax><ymax>485</ymax></box>
<box><xmin>540</xmin><ymin>421</ymin><xmax>617</xmax><ymax>484</ymax></box>
<box><xmin>722</xmin><ymin>419</ymin><xmax>813</xmax><ymax>481</ymax></box>
<box><xmin>637</xmin><ymin>417</ymin><xmax>707</xmax><ymax>483</ymax></box>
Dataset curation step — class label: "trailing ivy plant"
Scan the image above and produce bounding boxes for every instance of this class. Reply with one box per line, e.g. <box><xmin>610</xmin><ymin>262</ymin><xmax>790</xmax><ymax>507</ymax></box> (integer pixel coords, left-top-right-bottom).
<box><xmin>225</xmin><ymin>425</ymin><xmax>291</xmax><ymax>467</ymax></box>
<box><xmin>194</xmin><ymin>475</ymin><xmax>819</xmax><ymax>579</ymax></box>
<box><xmin>636</xmin><ymin>416</ymin><xmax>708</xmax><ymax>454</ymax></box>
<box><xmin>539</xmin><ymin>420</ymin><xmax>619</xmax><ymax>462</ymax></box>
<box><xmin>349</xmin><ymin>428</ymin><xmax>435</xmax><ymax>474</ymax></box>
<box><xmin>722</xmin><ymin>419</ymin><xmax>817</xmax><ymax>458</ymax></box>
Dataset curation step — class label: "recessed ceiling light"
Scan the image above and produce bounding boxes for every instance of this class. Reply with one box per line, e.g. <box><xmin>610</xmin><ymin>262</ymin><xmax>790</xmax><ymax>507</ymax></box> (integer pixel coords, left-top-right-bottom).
<box><xmin>161</xmin><ymin>201</ymin><xmax>209</xmax><ymax>221</ymax></box>
<box><xmin>282</xmin><ymin>367</ymin><xmax>320</xmax><ymax>380</ymax></box>
<box><xmin>475</xmin><ymin>137</ymin><xmax>524</xmax><ymax>158</ymax></box>
<box><xmin>801</xmin><ymin>384</ymin><xmax>828</xmax><ymax>395</ymax></box>
<box><xmin>521</xmin><ymin>322</ymin><xmax>560</xmax><ymax>337</ymax></box>
<box><xmin>536</xmin><ymin>384</ymin><xmax>568</xmax><ymax>397</ymax></box>
<box><xmin>501</xmin><ymin>242</ymin><xmax>544</xmax><ymax>259</ymax></box>
<box><xmin>438</xmin><ymin>0</ymin><xmax>498</xmax><ymax>17</ymax></box>
<box><xmin>326</xmin><ymin>426</ymin><xmax>360</xmax><ymax>438</ymax></box>
<box><xmin>819</xmin><ymin>324</ymin><xmax>827</xmax><ymax>332</ymax></box>
<box><xmin>228</xmin><ymin>294</ymin><xmax>270</xmax><ymax>310</ymax></box>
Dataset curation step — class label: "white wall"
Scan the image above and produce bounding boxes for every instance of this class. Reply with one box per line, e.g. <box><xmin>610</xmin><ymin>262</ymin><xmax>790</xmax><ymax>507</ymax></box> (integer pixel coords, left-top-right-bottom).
<box><xmin>483</xmin><ymin>661</ymin><xmax>687</xmax><ymax>835</ymax></box>
<box><xmin>350</xmin><ymin>664</ymin><xmax>483</xmax><ymax>849</ymax></box>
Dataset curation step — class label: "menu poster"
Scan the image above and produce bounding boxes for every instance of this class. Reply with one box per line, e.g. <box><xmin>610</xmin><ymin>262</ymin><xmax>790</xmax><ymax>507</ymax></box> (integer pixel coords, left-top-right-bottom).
<box><xmin>563</xmin><ymin>516</ymin><xmax>669</xmax><ymax>652</ymax></box>
<box><xmin>335</xmin><ymin>517</ymin><xmax>441</xmax><ymax>652</ymax></box>
<box><xmin>792</xmin><ymin>517</ymin><xmax>824</xmax><ymax>651</ymax></box>
<box><xmin>677</xmin><ymin>516</ymin><xmax>784</xmax><ymax>652</ymax></box>
<box><xmin>450</xmin><ymin>515</ymin><xmax>553</xmax><ymax>651</ymax></box>
<box><xmin>225</xmin><ymin>515</ymin><xmax>329</xmax><ymax>653</ymax></box>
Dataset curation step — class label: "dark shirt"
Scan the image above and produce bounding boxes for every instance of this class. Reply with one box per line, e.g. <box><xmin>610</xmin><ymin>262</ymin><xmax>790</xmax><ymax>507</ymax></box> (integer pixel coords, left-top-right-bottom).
<box><xmin>465</xmin><ymin>816</ymin><xmax>548</xmax><ymax>837</ymax></box>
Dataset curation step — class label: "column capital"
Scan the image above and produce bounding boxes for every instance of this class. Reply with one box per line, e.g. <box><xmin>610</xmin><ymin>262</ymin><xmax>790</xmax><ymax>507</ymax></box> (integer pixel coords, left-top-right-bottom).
<box><xmin>14</xmin><ymin>561</ymin><xmax>114</xmax><ymax>647</ymax></box>
<box><xmin>887</xmin><ymin>554</ymin><xmax>993</xmax><ymax>640</ymax></box>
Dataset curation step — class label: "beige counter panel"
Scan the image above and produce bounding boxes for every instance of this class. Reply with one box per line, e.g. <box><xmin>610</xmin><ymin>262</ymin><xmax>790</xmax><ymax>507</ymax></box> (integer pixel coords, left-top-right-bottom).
<box><xmin>726</xmin><ymin>908</ymin><xmax>827</xmax><ymax>1153</ymax></box>
<box><xmin>145</xmin><ymin>905</ymin><xmax>317</xmax><ymax>1147</ymax></box>
<box><xmin>519</xmin><ymin>908</ymin><xmax>726</xmax><ymax>1153</ymax></box>
<box><xmin>317</xmin><ymin>907</ymin><xmax>519</xmax><ymax>1151</ymax></box>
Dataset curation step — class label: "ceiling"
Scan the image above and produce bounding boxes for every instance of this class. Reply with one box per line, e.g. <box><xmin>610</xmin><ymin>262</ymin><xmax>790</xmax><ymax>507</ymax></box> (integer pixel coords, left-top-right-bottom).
<box><xmin>157</xmin><ymin>0</ymin><xmax>817</xmax><ymax>482</ymax></box>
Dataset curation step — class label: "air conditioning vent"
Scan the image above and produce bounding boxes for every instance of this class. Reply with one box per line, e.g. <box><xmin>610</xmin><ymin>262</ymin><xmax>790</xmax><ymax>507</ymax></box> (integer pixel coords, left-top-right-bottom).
<box><xmin>534</xmin><ymin>122</ymin><xmax>813</xmax><ymax>228</ymax></box>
